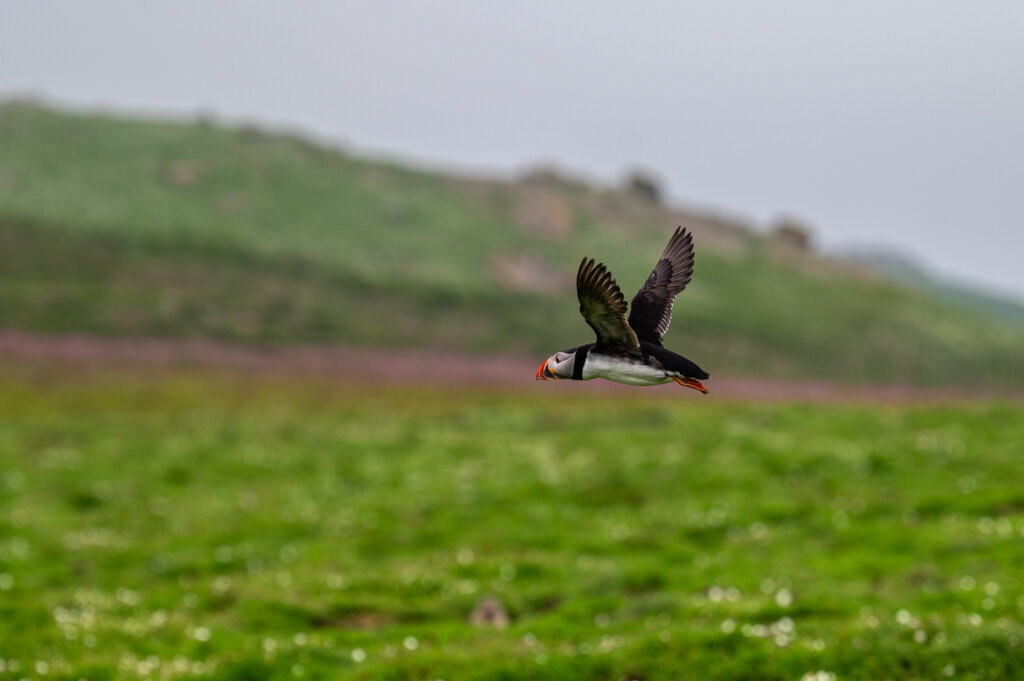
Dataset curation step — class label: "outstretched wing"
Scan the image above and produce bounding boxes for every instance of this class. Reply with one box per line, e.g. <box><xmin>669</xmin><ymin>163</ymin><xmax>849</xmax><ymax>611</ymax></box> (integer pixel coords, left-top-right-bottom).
<box><xmin>577</xmin><ymin>258</ymin><xmax>642</xmax><ymax>357</ymax></box>
<box><xmin>627</xmin><ymin>226</ymin><xmax>695</xmax><ymax>345</ymax></box>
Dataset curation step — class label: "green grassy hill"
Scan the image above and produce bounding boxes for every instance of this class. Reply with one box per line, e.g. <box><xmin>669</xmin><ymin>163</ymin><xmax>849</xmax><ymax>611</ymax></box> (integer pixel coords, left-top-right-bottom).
<box><xmin>844</xmin><ymin>250</ymin><xmax>1024</xmax><ymax>330</ymax></box>
<box><xmin>2</xmin><ymin>101</ymin><xmax>1023</xmax><ymax>387</ymax></box>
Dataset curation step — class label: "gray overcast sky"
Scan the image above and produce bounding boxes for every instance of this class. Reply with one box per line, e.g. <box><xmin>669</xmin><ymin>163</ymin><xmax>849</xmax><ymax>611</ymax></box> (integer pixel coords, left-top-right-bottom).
<box><xmin>3</xmin><ymin>1</ymin><xmax>1023</xmax><ymax>299</ymax></box>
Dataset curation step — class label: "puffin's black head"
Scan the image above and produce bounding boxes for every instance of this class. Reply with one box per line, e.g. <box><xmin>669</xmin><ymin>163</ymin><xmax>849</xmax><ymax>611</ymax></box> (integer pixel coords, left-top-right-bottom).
<box><xmin>535</xmin><ymin>348</ymin><xmax>579</xmax><ymax>381</ymax></box>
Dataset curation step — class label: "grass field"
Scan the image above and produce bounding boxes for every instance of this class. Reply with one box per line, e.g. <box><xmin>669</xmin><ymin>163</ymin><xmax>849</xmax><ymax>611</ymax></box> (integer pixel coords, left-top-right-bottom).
<box><xmin>2</xmin><ymin>367</ymin><xmax>1023</xmax><ymax>680</ymax></box>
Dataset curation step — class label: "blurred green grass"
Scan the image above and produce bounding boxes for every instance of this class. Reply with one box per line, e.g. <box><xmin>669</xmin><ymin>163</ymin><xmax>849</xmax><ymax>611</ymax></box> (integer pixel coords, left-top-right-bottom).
<box><xmin>2</xmin><ymin>370</ymin><xmax>1023</xmax><ymax>680</ymax></box>
<box><xmin>3</xmin><ymin>101</ymin><xmax>1024</xmax><ymax>387</ymax></box>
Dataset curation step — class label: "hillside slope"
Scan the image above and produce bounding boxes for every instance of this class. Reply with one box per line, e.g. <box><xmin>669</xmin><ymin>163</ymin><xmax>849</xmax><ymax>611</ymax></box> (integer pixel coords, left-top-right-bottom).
<box><xmin>2</xmin><ymin>101</ymin><xmax>1023</xmax><ymax>387</ymax></box>
<box><xmin>844</xmin><ymin>249</ymin><xmax>1024</xmax><ymax>330</ymax></box>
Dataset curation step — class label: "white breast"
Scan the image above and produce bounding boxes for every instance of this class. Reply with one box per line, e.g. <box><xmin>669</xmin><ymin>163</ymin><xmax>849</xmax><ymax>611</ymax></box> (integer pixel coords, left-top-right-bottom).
<box><xmin>581</xmin><ymin>354</ymin><xmax>672</xmax><ymax>386</ymax></box>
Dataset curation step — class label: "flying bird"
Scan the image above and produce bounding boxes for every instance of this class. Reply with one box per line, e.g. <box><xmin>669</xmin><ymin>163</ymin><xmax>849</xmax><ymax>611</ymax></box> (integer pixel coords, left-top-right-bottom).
<box><xmin>536</xmin><ymin>226</ymin><xmax>709</xmax><ymax>393</ymax></box>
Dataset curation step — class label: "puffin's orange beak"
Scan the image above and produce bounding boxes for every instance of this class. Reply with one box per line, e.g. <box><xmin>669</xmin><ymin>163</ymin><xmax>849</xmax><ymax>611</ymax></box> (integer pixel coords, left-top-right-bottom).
<box><xmin>536</xmin><ymin>359</ymin><xmax>555</xmax><ymax>380</ymax></box>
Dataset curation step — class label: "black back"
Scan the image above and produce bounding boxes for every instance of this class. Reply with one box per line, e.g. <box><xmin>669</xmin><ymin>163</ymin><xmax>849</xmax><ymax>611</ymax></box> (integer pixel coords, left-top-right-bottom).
<box><xmin>641</xmin><ymin>342</ymin><xmax>709</xmax><ymax>380</ymax></box>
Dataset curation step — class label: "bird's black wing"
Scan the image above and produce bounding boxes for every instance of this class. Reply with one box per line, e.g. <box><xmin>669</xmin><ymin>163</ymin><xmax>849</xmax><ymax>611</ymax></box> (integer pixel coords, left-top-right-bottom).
<box><xmin>627</xmin><ymin>226</ymin><xmax>695</xmax><ymax>345</ymax></box>
<box><xmin>577</xmin><ymin>258</ymin><xmax>642</xmax><ymax>357</ymax></box>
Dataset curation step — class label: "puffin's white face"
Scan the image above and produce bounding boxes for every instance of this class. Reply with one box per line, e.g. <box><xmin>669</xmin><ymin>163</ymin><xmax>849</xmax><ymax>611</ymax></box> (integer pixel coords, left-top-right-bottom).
<box><xmin>536</xmin><ymin>350</ymin><xmax>576</xmax><ymax>380</ymax></box>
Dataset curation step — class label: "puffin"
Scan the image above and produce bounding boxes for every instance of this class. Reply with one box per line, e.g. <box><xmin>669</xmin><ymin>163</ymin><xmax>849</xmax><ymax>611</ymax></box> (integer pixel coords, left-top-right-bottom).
<box><xmin>535</xmin><ymin>226</ymin><xmax>710</xmax><ymax>393</ymax></box>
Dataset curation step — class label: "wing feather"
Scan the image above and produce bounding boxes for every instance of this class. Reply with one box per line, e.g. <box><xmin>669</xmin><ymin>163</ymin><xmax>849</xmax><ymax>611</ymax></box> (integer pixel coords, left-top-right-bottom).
<box><xmin>627</xmin><ymin>227</ymin><xmax>695</xmax><ymax>345</ymax></box>
<box><xmin>576</xmin><ymin>258</ymin><xmax>642</xmax><ymax>357</ymax></box>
